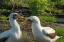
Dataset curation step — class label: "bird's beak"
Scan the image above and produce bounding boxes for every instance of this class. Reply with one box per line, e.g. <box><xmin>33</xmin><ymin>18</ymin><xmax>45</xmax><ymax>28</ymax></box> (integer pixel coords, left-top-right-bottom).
<box><xmin>22</xmin><ymin>19</ymin><xmax>31</xmax><ymax>25</ymax></box>
<box><xmin>15</xmin><ymin>14</ymin><xmax>24</xmax><ymax>19</ymax></box>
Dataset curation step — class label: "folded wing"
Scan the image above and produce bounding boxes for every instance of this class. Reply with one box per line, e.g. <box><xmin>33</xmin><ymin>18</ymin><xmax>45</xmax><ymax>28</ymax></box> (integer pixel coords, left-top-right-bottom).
<box><xmin>43</xmin><ymin>27</ymin><xmax>56</xmax><ymax>39</ymax></box>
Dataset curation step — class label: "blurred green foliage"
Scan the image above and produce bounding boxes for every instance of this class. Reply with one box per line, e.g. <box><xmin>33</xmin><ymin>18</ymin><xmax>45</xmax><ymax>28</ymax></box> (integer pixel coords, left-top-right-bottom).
<box><xmin>0</xmin><ymin>9</ymin><xmax>10</xmax><ymax>12</ymax></box>
<box><xmin>54</xmin><ymin>26</ymin><xmax>64</xmax><ymax>35</ymax></box>
<box><xmin>3</xmin><ymin>23</ymin><xmax>8</xmax><ymax>28</ymax></box>
<box><xmin>0</xmin><ymin>15</ymin><xmax>8</xmax><ymax>20</ymax></box>
<box><xmin>28</xmin><ymin>0</ymin><xmax>48</xmax><ymax>15</ymax></box>
<box><xmin>38</xmin><ymin>16</ymin><xmax>56</xmax><ymax>23</ymax></box>
<box><xmin>0</xmin><ymin>0</ymin><xmax>63</xmax><ymax>15</ymax></box>
<box><xmin>53</xmin><ymin>26</ymin><xmax>64</xmax><ymax>42</ymax></box>
<box><xmin>0</xmin><ymin>0</ymin><xmax>64</xmax><ymax>22</ymax></box>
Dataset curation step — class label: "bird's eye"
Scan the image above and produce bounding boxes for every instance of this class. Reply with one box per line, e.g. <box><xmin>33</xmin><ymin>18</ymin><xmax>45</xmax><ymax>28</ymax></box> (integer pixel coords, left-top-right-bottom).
<box><xmin>13</xmin><ymin>14</ymin><xmax>17</xmax><ymax>19</ymax></box>
<box><xmin>27</xmin><ymin>19</ymin><xmax>33</xmax><ymax>22</ymax></box>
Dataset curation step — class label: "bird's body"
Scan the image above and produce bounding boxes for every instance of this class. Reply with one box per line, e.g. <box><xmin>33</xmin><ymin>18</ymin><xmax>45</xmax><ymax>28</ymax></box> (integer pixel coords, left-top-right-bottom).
<box><xmin>0</xmin><ymin>13</ymin><xmax>23</xmax><ymax>42</ymax></box>
<box><xmin>32</xmin><ymin>22</ymin><xmax>59</xmax><ymax>42</ymax></box>
<box><xmin>25</xmin><ymin>16</ymin><xmax>61</xmax><ymax>42</ymax></box>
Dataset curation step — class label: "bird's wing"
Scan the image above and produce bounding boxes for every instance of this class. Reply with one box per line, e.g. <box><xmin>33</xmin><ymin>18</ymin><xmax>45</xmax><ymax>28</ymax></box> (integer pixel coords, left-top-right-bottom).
<box><xmin>0</xmin><ymin>30</ymin><xmax>10</xmax><ymax>42</ymax></box>
<box><xmin>0</xmin><ymin>30</ymin><xmax>10</xmax><ymax>38</ymax></box>
<box><xmin>42</xmin><ymin>27</ymin><xmax>56</xmax><ymax>39</ymax></box>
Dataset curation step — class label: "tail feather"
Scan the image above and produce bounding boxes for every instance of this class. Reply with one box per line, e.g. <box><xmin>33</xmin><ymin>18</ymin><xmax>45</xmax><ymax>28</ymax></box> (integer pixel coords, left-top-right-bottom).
<box><xmin>53</xmin><ymin>34</ymin><xmax>64</xmax><ymax>42</ymax></box>
<box><xmin>53</xmin><ymin>36</ymin><xmax>60</xmax><ymax>41</ymax></box>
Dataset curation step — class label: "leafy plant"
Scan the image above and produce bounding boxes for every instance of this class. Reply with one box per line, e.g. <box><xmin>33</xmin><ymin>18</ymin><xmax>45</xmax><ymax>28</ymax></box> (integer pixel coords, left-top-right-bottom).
<box><xmin>17</xmin><ymin>17</ymin><xmax>26</xmax><ymax>22</ymax></box>
<box><xmin>53</xmin><ymin>26</ymin><xmax>64</xmax><ymax>42</ymax></box>
<box><xmin>22</xmin><ymin>31</ymin><xmax>27</xmax><ymax>39</ymax></box>
<box><xmin>58</xmin><ymin>0</ymin><xmax>64</xmax><ymax>5</ymax></box>
<box><xmin>53</xmin><ymin>26</ymin><xmax>64</xmax><ymax>35</ymax></box>
<box><xmin>38</xmin><ymin>16</ymin><xmax>56</xmax><ymax>23</ymax></box>
<box><xmin>21</xmin><ymin>31</ymin><xmax>32</xmax><ymax>42</ymax></box>
<box><xmin>3</xmin><ymin>23</ymin><xmax>8</xmax><ymax>28</ymax></box>
<box><xmin>0</xmin><ymin>9</ymin><xmax>10</xmax><ymax>12</ymax></box>
<box><xmin>50</xmin><ymin>0</ymin><xmax>62</xmax><ymax>4</ymax></box>
<box><xmin>45</xmin><ymin>8</ymin><xmax>62</xmax><ymax>14</ymax></box>
<box><xmin>28</xmin><ymin>0</ymin><xmax>48</xmax><ymax>16</ymax></box>
<box><xmin>0</xmin><ymin>15</ymin><xmax>8</xmax><ymax>20</ymax></box>
<box><xmin>56</xmin><ymin>37</ymin><xmax>64</xmax><ymax>42</ymax></box>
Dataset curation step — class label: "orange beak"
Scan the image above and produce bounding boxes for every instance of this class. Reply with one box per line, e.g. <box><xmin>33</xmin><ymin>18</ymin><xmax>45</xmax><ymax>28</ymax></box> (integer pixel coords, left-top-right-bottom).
<box><xmin>22</xmin><ymin>20</ymin><xmax>31</xmax><ymax>25</ymax></box>
<box><xmin>15</xmin><ymin>14</ymin><xmax>24</xmax><ymax>19</ymax></box>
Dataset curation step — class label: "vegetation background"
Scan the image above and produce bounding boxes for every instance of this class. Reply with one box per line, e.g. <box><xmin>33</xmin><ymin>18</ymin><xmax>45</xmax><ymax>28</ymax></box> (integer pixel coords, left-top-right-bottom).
<box><xmin>0</xmin><ymin>0</ymin><xmax>64</xmax><ymax>42</ymax></box>
<box><xmin>0</xmin><ymin>0</ymin><xmax>64</xmax><ymax>22</ymax></box>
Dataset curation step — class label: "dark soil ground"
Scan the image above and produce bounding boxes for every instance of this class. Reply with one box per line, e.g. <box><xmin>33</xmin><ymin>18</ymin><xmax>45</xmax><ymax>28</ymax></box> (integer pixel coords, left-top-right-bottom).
<box><xmin>0</xmin><ymin>20</ymin><xmax>64</xmax><ymax>42</ymax></box>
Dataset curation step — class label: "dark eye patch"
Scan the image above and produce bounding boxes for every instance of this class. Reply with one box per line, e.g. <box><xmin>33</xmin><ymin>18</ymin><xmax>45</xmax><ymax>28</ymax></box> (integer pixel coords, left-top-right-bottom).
<box><xmin>27</xmin><ymin>19</ymin><xmax>33</xmax><ymax>22</ymax></box>
<box><xmin>13</xmin><ymin>14</ymin><xmax>17</xmax><ymax>19</ymax></box>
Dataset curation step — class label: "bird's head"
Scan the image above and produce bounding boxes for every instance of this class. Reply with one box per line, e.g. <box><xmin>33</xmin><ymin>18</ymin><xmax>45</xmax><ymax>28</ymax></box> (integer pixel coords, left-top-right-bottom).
<box><xmin>23</xmin><ymin>16</ymin><xmax>40</xmax><ymax>25</ymax></box>
<box><xmin>9</xmin><ymin>13</ymin><xmax>24</xmax><ymax>19</ymax></box>
<box><xmin>27</xmin><ymin>16</ymin><xmax>40</xmax><ymax>22</ymax></box>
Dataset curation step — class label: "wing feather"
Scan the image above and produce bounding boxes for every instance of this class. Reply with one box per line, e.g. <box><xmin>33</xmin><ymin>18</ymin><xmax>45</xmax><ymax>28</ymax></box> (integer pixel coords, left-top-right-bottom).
<box><xmin>0</xmin><ymin>30</ymin><xmax>10</xmax><ymax>39</ymax></box>
<box><xmin>43</xmin><ymin>27</ymin><xmax>56</xmax><ymax>39</ymax></box>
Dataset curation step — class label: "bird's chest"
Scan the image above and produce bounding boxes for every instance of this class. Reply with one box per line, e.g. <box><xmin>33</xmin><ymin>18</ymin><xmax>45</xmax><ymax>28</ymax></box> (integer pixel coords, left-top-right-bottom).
<box><xmin>10</xmin><ymin>31</ymin><xmax>22</xmax><ymax>40</ymax></box>
<box><xmin>5</xmin><ymin>30</ymin><xmax>22</xmax><ymax>42</ymax></box>
<box><xmin>32</xmin><ymin>25</ymin><xmax>42</xmax><ymax>37</ymax></box>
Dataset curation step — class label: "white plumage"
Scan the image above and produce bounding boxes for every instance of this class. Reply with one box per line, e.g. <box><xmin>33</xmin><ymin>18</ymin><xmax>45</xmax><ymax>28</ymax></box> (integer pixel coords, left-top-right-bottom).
<box><xmin>0</xmin><ymin>13</ymin><xmax>23</xmax><ymax>42</ymax></box>
<box><xmin>25</xmin><ymin>16</ymin><xmax>61</xmax><ymax>42</ymax></box>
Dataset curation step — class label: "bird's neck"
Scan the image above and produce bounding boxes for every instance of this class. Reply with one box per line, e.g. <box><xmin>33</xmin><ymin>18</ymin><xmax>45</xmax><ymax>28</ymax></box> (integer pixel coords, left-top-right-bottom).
<box><xmin>32</xmin><ymin>21</ymin><xmax>42</xmax><ymax>28</ymax></box>
<box><xmin>9</xmin><ymin>18</ymin><xmax>21</xmax><ymax>31</ymax></box>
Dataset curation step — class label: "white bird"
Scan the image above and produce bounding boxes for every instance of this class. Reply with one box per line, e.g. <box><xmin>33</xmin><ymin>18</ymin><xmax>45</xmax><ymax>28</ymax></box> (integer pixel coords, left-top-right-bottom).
<box><xmin>24</xmin><ymin>16</ymin><xmax>61</xmax><ymax>42</ymax></box>
<box><xmin>0</xmin><ymin>13</ymin><xmax>24</xmax><ymax>42</ymax></box>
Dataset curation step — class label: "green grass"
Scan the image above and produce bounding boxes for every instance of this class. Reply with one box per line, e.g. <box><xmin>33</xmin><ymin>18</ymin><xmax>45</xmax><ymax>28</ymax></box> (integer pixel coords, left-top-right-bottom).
<box><xmin>22</xmin><ymin>31</ymin><xmax>27</xmax><ymax>39</ymax></box>
<box><xmin>0</xmin><ymin>15</ymin><xmax>8</xmax><ymax>20</ymax></box>
<box><xmin>53</xmin><ymin>26</ymin><xmax>64</xmax><ymax>42</ymax></box>
<box><xmin>21</xmin><ymin>31</ymin><xmax>33</xmax><ymax>42</ymax></box>
<box><xmin>46</xmin><ymin>8</ymin><xmax>62</xmax><ymax>14</ymax></box>
<box><xmin>56</xmin><ymin>37</ymin><xmax>64</xmax><ymax>42</ymax></box>
<box><xmin>38</xmin><ymin>16</ymin><xmax>56</xmax><ymax>23</ymax></box>
<box><xmin>54</xmin><ymin>26</ymin><xmax>64</xmax><ymax>35</ymax></box>
<box><xmin>3</xmin><ymin>23</ymin><xmax>8</xmax><ymax>28</ymax></box>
